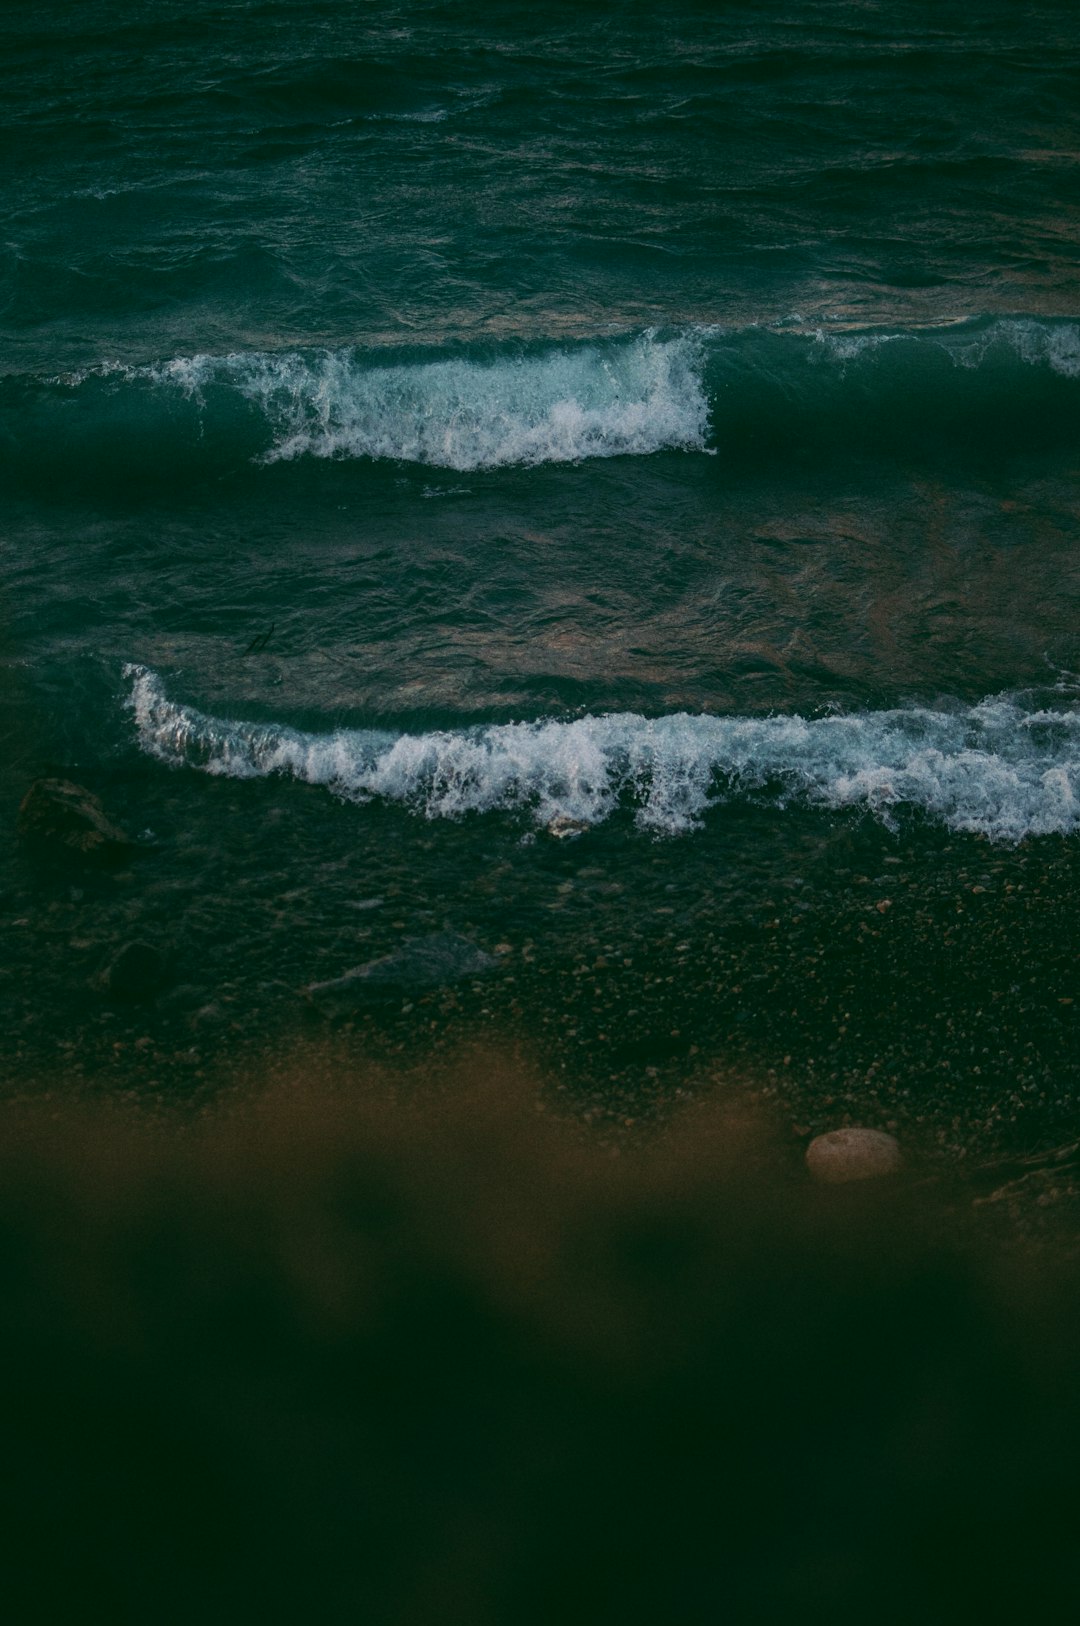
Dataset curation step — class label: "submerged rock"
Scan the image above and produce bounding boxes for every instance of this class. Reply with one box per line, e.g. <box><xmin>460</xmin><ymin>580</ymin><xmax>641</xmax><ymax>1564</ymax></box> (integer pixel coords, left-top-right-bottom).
<box><xmin>96</xmin><ymin>941</ymin><xmax>169</xmax><ymax>1002</ymax></box>
<box><xmin>305</xmin><ymin>931</ymin><xmax>498</xmax><ymax>1016</ymax></box>
<box><xmin>17</xmin><ymin>778</ymin><xmax>137</xmax><ymax>860</ymax></box>
<box><xmin>806</xmin><ymin>1128</ymin><xmax>904</xmax><ymax>1185</ymax></box>
<box><xmin>546</xmin><ymin>816</ymin><xmax>590</xmax><ymax>841</ymax></box>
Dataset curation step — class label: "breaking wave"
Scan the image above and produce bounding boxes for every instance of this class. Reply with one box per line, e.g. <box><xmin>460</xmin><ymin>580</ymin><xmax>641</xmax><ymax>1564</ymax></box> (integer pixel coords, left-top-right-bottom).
<box><xmin>125</xmin><ymin>666</ymin><xmax>1080</xmax><ymax>842</ymax></box>
<box><xmin>53</xmin><ymin>329</ymin><xmax>709</xmax><ymax>473</ymax></box>
<box><xmin>183</xmin><ymin>328</ymin><xmax>708</xmax><ymax>468</ymax></box>
<box><xmin>5</xmin><ymin>315</ymin><xmax>1080</xmax><ymax>486</ymax></box>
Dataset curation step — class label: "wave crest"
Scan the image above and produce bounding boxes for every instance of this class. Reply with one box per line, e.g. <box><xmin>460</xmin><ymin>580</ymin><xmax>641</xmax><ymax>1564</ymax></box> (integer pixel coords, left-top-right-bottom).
<box><xmin>146</xmin><ymin>329</ymin><xmax>710</xmax><ymax>470</ymax></box>
<box><xmin>10</xmin><ymin>315</ymin><xmax>1080</xmax><ymax>483</ymax></box>
<box><xmin>125</xmin><ymin>667</ymin><xmax>1080</xmax><ymax>843</ymax></box>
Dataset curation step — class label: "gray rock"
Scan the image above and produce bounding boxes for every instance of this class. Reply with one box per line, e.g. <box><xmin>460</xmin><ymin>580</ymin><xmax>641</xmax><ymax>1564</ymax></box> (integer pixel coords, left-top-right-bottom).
<box><xmin>17</xmin><ymin>778</ymin><xmax>137</xmax><ymax>860</ymax></box>
<box><xmin>97</xmin><ymin>941</ymin><xmax>168</xmax><ymax>1001</ymax></box>
<box><xmin>305</xmin><ymin>931</ymin><xmax>497</xmax><ymax>1016</ymax></box>
<box><xmin>806</xmin><ymin>1128</ymin><xmax>904</xmax><ymax>1185</ymax></box>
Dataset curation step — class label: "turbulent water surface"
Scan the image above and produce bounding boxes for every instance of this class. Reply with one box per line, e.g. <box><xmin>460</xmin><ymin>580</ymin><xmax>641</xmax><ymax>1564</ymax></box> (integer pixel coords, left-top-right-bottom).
<box><xmin>2</xmin><ymin>1</ymin><xmax>1079</xmax><ymax>1146</ymax></box>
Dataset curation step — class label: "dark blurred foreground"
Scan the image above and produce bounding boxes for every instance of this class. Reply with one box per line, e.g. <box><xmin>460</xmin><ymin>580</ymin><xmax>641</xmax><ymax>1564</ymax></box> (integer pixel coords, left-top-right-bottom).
<box><xmin>2</xmin><ymin>1051</ymin><xmax>1079</xmax><ymax>1624</ymax></box>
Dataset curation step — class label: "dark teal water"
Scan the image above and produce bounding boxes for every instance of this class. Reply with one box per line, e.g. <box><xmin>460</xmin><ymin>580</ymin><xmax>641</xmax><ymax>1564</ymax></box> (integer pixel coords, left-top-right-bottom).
<box><xmin>2</xmin><ymin>1</ymin><xmax>1079</xmax><ymax>1141</ymax></box>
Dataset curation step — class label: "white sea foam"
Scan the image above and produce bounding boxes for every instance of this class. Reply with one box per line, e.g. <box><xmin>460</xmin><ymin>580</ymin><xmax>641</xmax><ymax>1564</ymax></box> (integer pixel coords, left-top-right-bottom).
<box><xmin>143</xmin><ymin>329</ymin><xmax>710</xmax><ymax>470</ymax></box>
<box><xmin>49</xmin><ymin>318</ymin><xmax>1080</xmax><ymax>466</ymax></box>
<box><xmin>992</xmin><ymin>317</ymin><xmax>1080</xmax><ymax>378</ymax></box>
<box><xmin>125</xmin><ymin>668</ymin><xmax>1080</xmax><ymax>842</ymax></box>
<box><xmin>811</xmin><ymin>329</ymin><xmax>908</xmax><ymax>363</ymax></box>
<box><xmin>813</xmin><ymin>317</ymin><xmax>1080</xmax><ymax>378</ymax></box>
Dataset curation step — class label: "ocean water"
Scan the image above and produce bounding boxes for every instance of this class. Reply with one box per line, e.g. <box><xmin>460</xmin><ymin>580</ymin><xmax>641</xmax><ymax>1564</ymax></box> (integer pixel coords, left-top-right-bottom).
<box><xmin>3</xmin><ymin>0</ymin><xmax>1079</xmax><ymax>1146</ymax></box>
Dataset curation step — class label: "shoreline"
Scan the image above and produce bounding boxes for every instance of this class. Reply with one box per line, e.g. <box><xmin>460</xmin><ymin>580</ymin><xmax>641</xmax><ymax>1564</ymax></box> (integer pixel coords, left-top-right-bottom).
<box><xmin>2</xmin><ymin>769</ymin><xmax>1077</xmax><ymax>1248</ymax></box>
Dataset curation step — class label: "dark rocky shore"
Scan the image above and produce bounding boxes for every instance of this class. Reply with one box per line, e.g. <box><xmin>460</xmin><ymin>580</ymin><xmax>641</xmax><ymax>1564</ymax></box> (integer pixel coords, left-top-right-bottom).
<box><xmin>3</xmin><ymin>770</ymin><xmax>1077</xmax><ymax>1244</ymax></box>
